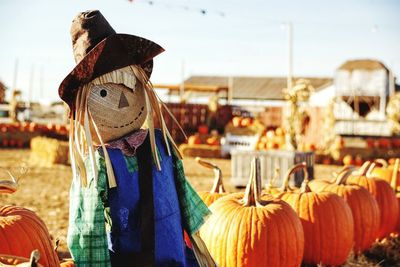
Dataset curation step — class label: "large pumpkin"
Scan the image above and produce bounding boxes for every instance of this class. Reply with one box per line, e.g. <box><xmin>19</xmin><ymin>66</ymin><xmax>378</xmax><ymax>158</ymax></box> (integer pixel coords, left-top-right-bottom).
<box><xmin>346</xmin><ymin>161</ymin><xmax>399</xmax><ymax>238</ymax></box>
<box><xmin>200</xmin><ymin>158</ymin><xmax>304</xmax><ymax>267</ymax></box>
<box><xmin>308</xmin><ymin>167</ymin><xmax>380</xmax><ymax>253</ymax></box>
<box><xmin>272</xmin><ymin>163</ymin><xmax>354</xmax><ymax>266</ymax></box>
<box><xmin>195</xmin><ymin>157</ymin><xmax>228</xmax><ymax>206</ymax></box>
<box><xmin>0</xmin><ymin>205</ymin><xmax>60</xmax><ymax>267</ymax></box>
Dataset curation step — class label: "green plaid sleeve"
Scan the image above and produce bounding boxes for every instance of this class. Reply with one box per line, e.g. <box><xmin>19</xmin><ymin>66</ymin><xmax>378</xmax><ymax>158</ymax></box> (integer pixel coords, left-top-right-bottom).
<box><xmin>67</xmin><ymin>154</ymin><xmax>111</xmax><ymax>267</ymax></box>
<box><xmin>173</xmin><ymin>157</ymin><xmax>211</xmax><ymax>235</ymax></box>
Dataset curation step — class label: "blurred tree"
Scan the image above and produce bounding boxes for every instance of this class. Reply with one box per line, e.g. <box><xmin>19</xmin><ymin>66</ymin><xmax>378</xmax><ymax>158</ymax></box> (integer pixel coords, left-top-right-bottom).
<box><xmin>283</xmin><ymin>79</ymin><xmax>313</xmax><ymax>150</ymax></box>
<box><xmin>0</xmin><ymin>80</ymin><xmax>7</xmax><ymax>103</ymax></box>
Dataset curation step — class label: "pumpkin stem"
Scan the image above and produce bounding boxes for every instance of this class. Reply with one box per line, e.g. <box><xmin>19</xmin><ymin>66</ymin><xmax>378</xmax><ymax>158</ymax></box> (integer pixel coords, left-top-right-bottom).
<box><xmin>265</xmin><ymin>167</ymin><xmax>280</xmax><ymax>190</ymax></box>
<box><xmin>353</xmin><ymin>160</ymin><xmax>371</xmax><ymax>177</ymax></box>
<box><xmin>331</xmin><ymin>165</ymin><xmax>354</xmax><ymax>183</ymax></box>
<box><xmin>334</xmin><ymin>167</ymin><xmax>356</xmax><ymax>185</ymax></box>
<box><xmin>374</xmin><ymin>158</ymin><xmax>388</xmax><ymax>168</ymax></box>
<box><xmin>280</xmin><ymin>162</ymin><xmax>308</xmax><ymax>192</ymax></box>
<box><xmin>243</xmin><ymin>157</ymin><xmax>262</xmax><ymax>207</ymax></box>
<box><xmin>366</xmin><ymin>162</ymin><xmax>377</xmax><ymax>178</ymax></box>
<box><xmin>29</xmin><ymin>250</ymin><xmax>40</xmax><ymax>267</ymax></box>
<box><xmin>196</xmin><ymin>157</ymin><xmax>225</xmax><ymax>193</ymax></box>
<box><xmin>0</xmin><ymin>166</ymin><xmax>25</xmax><ymax>194</ymax></box>
<box><xmin>390</xmin><ymin>158</ymin><xmax>399</xmax><ymax>191</ymax></box>
<box><xmin>54</xmin><ymin>238</ymin><xmax>60</xmax><ymax>253</ymax></box>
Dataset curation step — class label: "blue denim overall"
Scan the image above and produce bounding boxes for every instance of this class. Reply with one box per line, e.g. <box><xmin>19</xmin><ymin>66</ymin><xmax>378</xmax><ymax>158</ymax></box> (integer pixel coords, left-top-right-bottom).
<box><xmin>106</xmin><ymin>133</ymin><xmax>198</xmax><ymax>266</ymax></box>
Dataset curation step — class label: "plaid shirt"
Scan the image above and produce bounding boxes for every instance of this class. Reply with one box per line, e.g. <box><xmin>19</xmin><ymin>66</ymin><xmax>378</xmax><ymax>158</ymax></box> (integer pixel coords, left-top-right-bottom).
<box><xmin>68</xmin><ymin>149</ymin><xmax>210</xmax><ymax>266</ymax></box>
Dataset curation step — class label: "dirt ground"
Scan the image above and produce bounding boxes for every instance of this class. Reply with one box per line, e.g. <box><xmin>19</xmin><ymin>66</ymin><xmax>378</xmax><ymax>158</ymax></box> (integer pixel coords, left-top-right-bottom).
<box><xmin>0</xmin><ymin>149</ymin><xmax>341</xmax><ymax>254</ymax></box>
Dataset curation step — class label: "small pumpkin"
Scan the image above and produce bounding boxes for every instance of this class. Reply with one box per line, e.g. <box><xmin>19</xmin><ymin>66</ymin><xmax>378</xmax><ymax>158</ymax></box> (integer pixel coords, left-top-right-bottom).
<box><xmin>346</xmin><ymin>161</ymin><xmax>399</xmax><ymax>238</ymax></box>
<box><xmin>200</xmin><ymin>158</ymin><xmax>304</xmax><ymax>267</ymax></box>
<box><xmin>195</xmin><ymin>157</ymin><xmax>228</xmax><ymax>206</ymax></box>
<box><xmin>308</xmin><ymin>167</ymin><xmax>380</xmax><ymax>253</ymax></box>
<box><xmin>272</xmin><ymin>163</ymin><xmax>354</xmax><ymax>266</ymax></box>
<box><xmin>187</xmin><ymin>134</ymin><xmax>201</xmax><ymax>145</ymax></box>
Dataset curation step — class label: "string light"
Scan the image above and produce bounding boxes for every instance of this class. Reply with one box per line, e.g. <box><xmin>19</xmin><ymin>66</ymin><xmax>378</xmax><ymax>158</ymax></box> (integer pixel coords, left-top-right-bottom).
<box><xmin>126</xmin><ymin>0</ymin><xmax>226</xmax><ymax>17</ymax></box>
<box><xmin>126</xmin><ymin>0</ymin><xmax>391</xmax><ymax>33</ymax></box>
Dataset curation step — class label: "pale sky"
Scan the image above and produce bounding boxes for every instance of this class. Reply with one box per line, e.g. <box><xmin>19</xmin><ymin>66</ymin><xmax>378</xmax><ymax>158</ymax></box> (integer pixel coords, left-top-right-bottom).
<box><xmin>0</xmin><ymin>0</ymin><xmax>399</xmax><ymax>103</ymax></box>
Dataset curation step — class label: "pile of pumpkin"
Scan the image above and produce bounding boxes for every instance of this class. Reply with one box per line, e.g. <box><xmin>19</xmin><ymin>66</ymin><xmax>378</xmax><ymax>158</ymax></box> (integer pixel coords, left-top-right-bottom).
<box><xmin>195</xmin><ymin>157</ymin><xmax>400</xmax><ymax>266</ymax></box>
<box><xmin>0</xmin><ymin>174</ymin><xmax>73</xmax><ymax>266</ymax></box>
<box><xmin>365</xmin><ymin>137</ymin><xmax>400</xmax><ymax>149</ymax></box>
<box><xmin>256</xmin><ymin>128</ymin><xmax>317</xmax><ymax>152</ymax></box>
<box><xmin>187</xmin><ymin>127</ymin><xmax>221</xmax><ymax>147</ymax></box>
<box><xmin>0</xmin><ymin>122</ymin><xmax>69</xmax><ymax>149</ymax></box>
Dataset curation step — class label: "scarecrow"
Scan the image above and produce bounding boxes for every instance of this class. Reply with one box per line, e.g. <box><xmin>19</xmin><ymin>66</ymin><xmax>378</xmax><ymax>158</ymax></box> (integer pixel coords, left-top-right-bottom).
<box><xmin>58</xmin><ymin>10</ymin><xmax>214</xmax><ymax>267</ymax></box>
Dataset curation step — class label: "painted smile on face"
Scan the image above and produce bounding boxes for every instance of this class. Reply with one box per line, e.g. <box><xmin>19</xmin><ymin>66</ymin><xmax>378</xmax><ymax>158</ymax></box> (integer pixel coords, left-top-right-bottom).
<box><xmin>99</xmin><ymin>106</ymin><xmax>145</xmax><ymax>129</ymax></box>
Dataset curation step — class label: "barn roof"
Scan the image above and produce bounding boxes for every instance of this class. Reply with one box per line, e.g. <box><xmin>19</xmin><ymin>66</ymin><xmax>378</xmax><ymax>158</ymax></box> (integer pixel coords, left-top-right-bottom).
<box><xmin>338</xmin><ymin>59</ymin><xmax>388</xmax><ymax>72</ymax></box>
<box><xmin>173</xmin><ymin>76</ymin><xmax>333</xmax><ymax>100</ymax></box>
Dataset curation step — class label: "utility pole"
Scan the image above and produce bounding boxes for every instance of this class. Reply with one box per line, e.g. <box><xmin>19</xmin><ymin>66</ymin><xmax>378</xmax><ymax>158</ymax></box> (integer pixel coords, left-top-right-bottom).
<box><xmin>287</xmin><ymin>22</ymin><xmax>293</xmax><ymax>91</ymax></box>
<box><xmin>180</xmin><ymin>59</ymin><xmax>185</xmax><ymax>102</ymax></box>
<box><xmin>228</xmin><ymin>76</ymin><xmax>234</xmax><ymax>104</ymax></box>
<box><xmin>12</xmin><ymin>58</ymin><xmax>19</xmax><ymax>90</ymax></box>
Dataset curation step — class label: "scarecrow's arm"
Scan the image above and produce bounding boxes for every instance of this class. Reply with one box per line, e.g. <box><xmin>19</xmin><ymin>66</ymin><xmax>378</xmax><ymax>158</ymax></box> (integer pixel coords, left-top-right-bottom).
<box><xmin>172</xmin><ymin>156</ymin><xmax>216</xmax><ymax>267</ymax></box>
<box><xmin>66</xmin><ymin>154</ymin><xmax>111</xmax><ymax>267</ymax></box>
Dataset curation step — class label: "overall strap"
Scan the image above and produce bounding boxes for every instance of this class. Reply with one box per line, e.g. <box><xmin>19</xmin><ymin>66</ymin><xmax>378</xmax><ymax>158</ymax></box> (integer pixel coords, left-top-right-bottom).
<box><xmin>136</xmin><ymin>135</ymin><xmax>155</xmax><ymax>266</ymax></box>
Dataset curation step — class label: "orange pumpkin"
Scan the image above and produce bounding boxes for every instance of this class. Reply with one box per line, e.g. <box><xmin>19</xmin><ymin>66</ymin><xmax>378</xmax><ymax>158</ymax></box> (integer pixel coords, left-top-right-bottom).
<box><xmin>60</xmin><ymin>260</ymin><xmax>76</xmax><ymax>267</ymax></box>
<box><xmin>205</xmin><ymin>136</ymin><xmax>219</xmax><ymax>146</ymax></box>
<box><xmin>275</xmin><ymin>127</ymin><xmax>284</xmax><ymax>136</ymax></box>
<box><xmin>369</xmin><ymin>158</ymin><xmax>400</xmax><ymax>188</ymax></box>
<box><xmin>239</xmin><ymin>117</ymin><xmax>252</xmax><ymax>127</ymax></box>
<box><xmin>198</xmin><ymin>124</ymin><xmax>209</xmax><ymax>135</ymax></box>
<box><xmin>343</xmin><ymin>154</ymin><xmax>354</xmax><ymax>166</ymax></box>
<box><xmin>200</xmin><ymin>158</ymin><xmax>304</xmax><ymax>267</ymax></box>
<box><xmin>346</xmin><ymin>161</ymin><xmax>399</xmax><ymax>238</ymax></box>
<box><xmin>308</xmin><ymin>168</ymin><xmax>380</xmax><ymax>253</ymax></box>
<box><xmin>272</xmin><ymin>163</ymin><xmax>354</xmax><ymax>266</ymax></box>
<box><xmin>187</xmin><ymin>134</ymin><xmax>201</xmax><ymax>145</ymax></box>
<box><xmin>0</xmin><ymin>206</ymin><xmax>60</xmax><ymax>267</ymax></box>
<box><xmin>196</xmin><ymin>157</ymin><xmax>228</xmax><ymax>206</ymax></box>
<box><xmin>232</xmin><ymin>116</ymin><xmax>242</xmax><ymax>127</ymax></box>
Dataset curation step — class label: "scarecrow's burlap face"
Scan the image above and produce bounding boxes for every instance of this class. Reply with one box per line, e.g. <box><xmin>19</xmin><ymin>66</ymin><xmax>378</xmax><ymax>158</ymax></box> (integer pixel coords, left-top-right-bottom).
<box><xmin>87</xmin><ymin>82</ymin><xmax>147</xmax><ymax>142</ymax></box>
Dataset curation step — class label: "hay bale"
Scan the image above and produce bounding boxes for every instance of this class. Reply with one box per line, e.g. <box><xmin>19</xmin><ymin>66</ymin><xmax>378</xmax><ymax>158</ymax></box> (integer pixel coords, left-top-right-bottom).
<box><xmin>30</xmin><ymin>137</ymin><xmax>69</xmax><ymax>166</ymax></box>
<box><xmin>179</xmin><ymin>144</ymin><xmax>222</xmax><ymax>158</ymax></box>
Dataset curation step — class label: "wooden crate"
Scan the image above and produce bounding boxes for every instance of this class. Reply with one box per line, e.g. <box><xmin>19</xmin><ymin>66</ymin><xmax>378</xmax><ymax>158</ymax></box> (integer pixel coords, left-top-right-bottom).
<box><xmin>221</xmin><ymin>134</ymin><xmax>260</xmax><ymax>157</ymax></box>
<box><xmin>231</xmin><ymin>149</ymin><xmax>315</xmax><ymax>187</ymax></box>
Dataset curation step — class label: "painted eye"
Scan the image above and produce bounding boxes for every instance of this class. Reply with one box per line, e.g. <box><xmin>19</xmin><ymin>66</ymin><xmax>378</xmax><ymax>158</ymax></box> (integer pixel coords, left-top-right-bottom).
<box><xmin>100</xmin><ymin>89</ymin><xmax>107</xmax><ymax>97</ymax></box>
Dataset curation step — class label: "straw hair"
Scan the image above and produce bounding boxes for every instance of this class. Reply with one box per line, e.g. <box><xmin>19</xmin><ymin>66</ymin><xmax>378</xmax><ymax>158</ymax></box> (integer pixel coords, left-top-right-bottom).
<box><xmin>69</xmin><ymin>64</ymin><xmax>183</xmax><ymax>188</ymax></box>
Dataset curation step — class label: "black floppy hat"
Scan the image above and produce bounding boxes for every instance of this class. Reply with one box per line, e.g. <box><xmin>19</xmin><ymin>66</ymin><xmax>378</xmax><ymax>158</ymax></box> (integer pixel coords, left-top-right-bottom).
<box><xmin>58</xmin><ymin>10</ymin><xmax>165</xmax><ymax>112</ymax></box>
